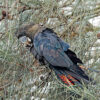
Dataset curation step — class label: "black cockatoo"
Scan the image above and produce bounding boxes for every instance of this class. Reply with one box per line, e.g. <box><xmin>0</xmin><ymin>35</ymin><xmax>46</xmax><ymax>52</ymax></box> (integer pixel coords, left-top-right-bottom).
<box><xmin>15</xmin><ymin>23</ymin><xmax>91</xmax><ymax>86</ymax></box>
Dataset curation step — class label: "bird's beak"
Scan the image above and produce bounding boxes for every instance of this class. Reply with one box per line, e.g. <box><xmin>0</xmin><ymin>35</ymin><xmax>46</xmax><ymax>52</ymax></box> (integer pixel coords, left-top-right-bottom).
<box><xmin>19</xmin><ymin>36</ymin><xmax>32</xmax><ymax>47</ymax></box>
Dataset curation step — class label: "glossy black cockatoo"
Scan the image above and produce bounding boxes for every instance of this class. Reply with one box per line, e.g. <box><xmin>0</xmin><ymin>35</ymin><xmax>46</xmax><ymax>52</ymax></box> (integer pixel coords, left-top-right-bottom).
<box><xmin>15</xmin><ymin>23</ymin><xmax>91</xmax><ymax>86</ymax></box>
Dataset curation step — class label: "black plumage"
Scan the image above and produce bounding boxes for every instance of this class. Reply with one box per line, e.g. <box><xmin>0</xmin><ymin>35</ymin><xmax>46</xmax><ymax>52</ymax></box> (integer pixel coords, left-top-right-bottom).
<box><xmin>15</xmin><ymin>23</ymin><xmax>91</xmax><ymax>86</ymax></box>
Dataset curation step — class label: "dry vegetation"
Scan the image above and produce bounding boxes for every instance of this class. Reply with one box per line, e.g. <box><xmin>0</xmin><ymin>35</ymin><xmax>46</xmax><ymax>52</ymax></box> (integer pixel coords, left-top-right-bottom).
<box><xmin>0</xmin><ymin>0</ymin><xmax>100</xmax><ymax>100</ymax></box>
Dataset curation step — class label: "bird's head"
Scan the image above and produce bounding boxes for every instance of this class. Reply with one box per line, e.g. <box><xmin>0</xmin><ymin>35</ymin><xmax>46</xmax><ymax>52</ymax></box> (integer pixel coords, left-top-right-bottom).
<box><xmin>15</xmin><ymin>23</ymin><xmax>45</xmax><ymax>47</ymax></box>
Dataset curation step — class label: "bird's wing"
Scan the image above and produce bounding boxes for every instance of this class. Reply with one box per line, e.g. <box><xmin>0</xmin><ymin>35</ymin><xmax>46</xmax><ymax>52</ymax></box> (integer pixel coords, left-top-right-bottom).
<box><xmin>33</xmin><ymin>30</ymin><xmax>73</xmax><ymax>69</ymax></box>
<box><xmin>52</xmin><ymin>34</ymin><xmax>82</xmax><ymax>64</ymax></box>
<box><xmin>42</xmin><ymin>42</ymin><xmax>74</xmax><ymax>68</ymax></box>
<box><xmin>42</xmin><ymin>44</ymin><xmax>89</xmax><ymax>79</ymax></box>
<box><xmin>33</xmin><ymin>28</ymin><xmax>82</xmax><ymax>70</ymax></box>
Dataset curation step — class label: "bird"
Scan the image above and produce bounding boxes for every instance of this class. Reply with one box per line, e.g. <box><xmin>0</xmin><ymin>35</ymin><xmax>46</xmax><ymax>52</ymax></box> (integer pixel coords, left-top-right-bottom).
<box><xmin>15</xmin><ymin>23</ymin><xmax>91</xmax><ymax>86</ymax></box>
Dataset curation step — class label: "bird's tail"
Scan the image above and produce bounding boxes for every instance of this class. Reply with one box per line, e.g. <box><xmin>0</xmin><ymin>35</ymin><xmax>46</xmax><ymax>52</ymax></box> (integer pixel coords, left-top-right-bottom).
<box><xmin>51</xmin><ymin>67</ymin><xmax>91</xmax><ymax>86</ymax></box>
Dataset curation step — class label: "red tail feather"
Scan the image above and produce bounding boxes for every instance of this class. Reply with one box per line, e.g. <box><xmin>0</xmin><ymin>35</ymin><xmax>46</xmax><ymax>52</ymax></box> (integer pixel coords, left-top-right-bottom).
<box><xmin>58</xmin><ymin>74</ymin><xmax>79</xmax><ymax>86</ymax></box>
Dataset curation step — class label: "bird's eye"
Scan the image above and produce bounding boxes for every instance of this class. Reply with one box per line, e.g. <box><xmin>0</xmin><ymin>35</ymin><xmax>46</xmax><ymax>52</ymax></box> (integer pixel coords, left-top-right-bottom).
<box><xmin>19</xmin><ymin>36</ymin><xmax>28</xmax><ymax>43</ymax></box>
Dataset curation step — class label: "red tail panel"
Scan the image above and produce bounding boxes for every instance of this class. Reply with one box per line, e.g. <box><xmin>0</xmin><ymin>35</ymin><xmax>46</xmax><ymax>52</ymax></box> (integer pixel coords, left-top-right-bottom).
<box><xmin>58</xmin><ymin>74</ymin><xmax>78</xmax><ymax>86</ymax></box>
